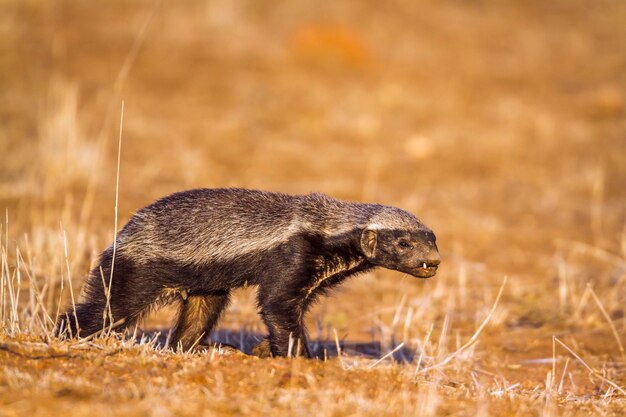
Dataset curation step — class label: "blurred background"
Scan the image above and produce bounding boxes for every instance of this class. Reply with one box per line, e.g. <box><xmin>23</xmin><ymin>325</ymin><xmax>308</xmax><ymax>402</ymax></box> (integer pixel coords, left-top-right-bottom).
<box><xmin>1</xmin><ymin>0</ymin><xmax>625</xmax><ymax>352</ymax></box>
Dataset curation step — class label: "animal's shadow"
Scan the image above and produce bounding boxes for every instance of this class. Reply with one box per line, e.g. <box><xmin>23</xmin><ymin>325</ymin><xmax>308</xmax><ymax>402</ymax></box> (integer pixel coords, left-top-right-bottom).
<box><xmin>140</xmin><ymin>328</ymin><xmax>416</xmax><ymax>363</ymax></box>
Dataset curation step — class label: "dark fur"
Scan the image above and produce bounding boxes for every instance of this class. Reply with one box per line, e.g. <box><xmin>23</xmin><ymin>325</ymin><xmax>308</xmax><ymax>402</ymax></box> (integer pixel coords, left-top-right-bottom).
<box><xmin>56</xmin><ymin>188</ymin><xmax>440</xmax><ymax>357</ymax></box>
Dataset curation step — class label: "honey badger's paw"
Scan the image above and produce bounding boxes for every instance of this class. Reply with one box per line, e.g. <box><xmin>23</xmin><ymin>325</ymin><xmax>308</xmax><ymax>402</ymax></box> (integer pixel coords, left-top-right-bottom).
<box><xmin>190</xmin><ymin>343</ymin><xmax>245</xmax><ymax>356</ymax></box>
<box><xmin>212</xmin><ymin>343</ymin><xmax>246</xmax><ymax>356</ymax></box>
<box><xmin>252</xmin><ymin>339</ymin><xmax>272</xmax><ymax>358</ymax></box>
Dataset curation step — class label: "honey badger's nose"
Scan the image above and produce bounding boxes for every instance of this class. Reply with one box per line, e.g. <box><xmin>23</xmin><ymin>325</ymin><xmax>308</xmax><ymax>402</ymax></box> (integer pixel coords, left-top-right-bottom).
<box><xmin>427</xmin><ymin>257</ymin><xmax>440</xmax><ymax>267</ymax></box>
<box><xmin>421</xmin><ymin>248</ymin><xmax>440</xmax><ymax>268</ymax></box>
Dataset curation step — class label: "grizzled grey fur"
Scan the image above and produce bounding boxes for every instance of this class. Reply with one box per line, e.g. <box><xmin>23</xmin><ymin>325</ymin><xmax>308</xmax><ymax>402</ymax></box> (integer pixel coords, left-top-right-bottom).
<box><xmin>57</xmin><ymin>188</ymin><xmax>440</xmax><ymax>357</ymax></box>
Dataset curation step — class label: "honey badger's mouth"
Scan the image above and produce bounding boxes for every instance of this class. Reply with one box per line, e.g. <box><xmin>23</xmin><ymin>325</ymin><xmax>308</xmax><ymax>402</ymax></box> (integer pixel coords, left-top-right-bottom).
<box><xmin>413</xmin><ymin>261</ymin><xmax>439</xmax><ymax>278</ymax></box>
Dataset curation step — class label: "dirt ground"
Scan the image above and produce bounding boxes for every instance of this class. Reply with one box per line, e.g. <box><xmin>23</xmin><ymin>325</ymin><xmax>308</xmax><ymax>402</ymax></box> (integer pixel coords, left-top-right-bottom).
<box><xmin>1</xmin><ymin>0</ymin><xmax>625</xmax><ymax>416</ymax></box>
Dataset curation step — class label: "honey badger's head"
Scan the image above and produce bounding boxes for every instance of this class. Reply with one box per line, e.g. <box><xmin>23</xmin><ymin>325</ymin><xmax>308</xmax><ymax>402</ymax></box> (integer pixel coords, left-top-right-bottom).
<box><xmin>360</xmin><ymin>207</ymin><xmax>440</xmax><ymax>278</ymax></box>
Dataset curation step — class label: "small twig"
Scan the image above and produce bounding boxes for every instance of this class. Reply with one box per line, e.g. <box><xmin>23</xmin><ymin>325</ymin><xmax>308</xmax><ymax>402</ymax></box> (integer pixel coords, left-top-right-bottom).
<box><xmin>558</xmin><ymin>358</ymin><xmax>570</xmax><ymax>394</ymax></box>
<box><xmin>187</xmin><ymin>331</ymin><xmax>206</xmax><ymax>353</ymax></box>
<box><xmin>62</xmin><ymin>229</ymin><xmax>80</xmax><ymax>337</ymax></box>
<box><xmin>99</xmin><ymin>266</ymin><xmax>113</xmax><ymax>333</ymax></box>
<box><xmin>551</xmin><ymin>335</ymin><xmax>556</xmax><ymax>394</ymax></box>
<box><xmin>368</xmin><ymin>342</ymin><xmax>405</xmax><ymax>369</ymax></box>
<box><xmin>106</xmin><ymin>100</ymin><xmax>124</xmax><ymax>339</ymax></box>
<box><xmin>414</xmin><ymin>322</ymin><xmax>434</xmax><ymax>377</ymax></box>
<box><xmin>554</xmin><ymin>337</ymin><xmax>626</xmax><ymax>397</ymax></box>
<box><xmin>0</xmin><ymin>343</ymin><xmax>81</xmax><ymax>359</ymax></box>
<box><xmin>417</xmin><ymin>276</ymin><xmax>507</xmax><ymax>374</ymax></box>
<box><xmin>1</xmin><ymin>213</ymin><xmax>6</xmax><ymax>328</ymax></box>
<box><xmin>287</xmin><ymin>332</ymin><xmax>294</xmax><ymax>358</ymax></box>
<box><xmin>333</xmin><ymin>328</ymin><xmax>346</xmax><ymax>370</ymax></box>
<box><xmin>587</xmin><ymin>283</ymin><xmax>626</xmax><ymax>363</ymax></box>
<box><xmin>81</xmin><ymin>318</ymin><xmax>126</xmax><ymax>342</ymax></box>
<box><xmin>54</xmin><ymin>258</ymin><xmax>66</xmax><ymax>337</ymax></box>
<box><xmin>12</xmin><ymin>248</ymin><xmax>21</xmax><ymax>334</ymax></box>
<box><xmin>0</xmin><ymin>343</ymin><xmax>123</xmax><ymax>360</ymax></box>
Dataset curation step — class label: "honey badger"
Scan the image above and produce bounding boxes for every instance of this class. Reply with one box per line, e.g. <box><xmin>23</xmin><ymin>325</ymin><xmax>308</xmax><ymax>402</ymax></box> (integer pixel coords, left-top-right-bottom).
<box><xmin>57</xmin><ymin>188</ymin><xmax>440</xmax><ymax>357</ymax></box>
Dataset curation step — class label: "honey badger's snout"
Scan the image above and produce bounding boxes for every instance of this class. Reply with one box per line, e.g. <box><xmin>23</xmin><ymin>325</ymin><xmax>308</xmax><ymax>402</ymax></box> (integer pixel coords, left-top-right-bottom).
<box><xmin>414</xmin><ymin>254</ymin><xmax>440</xmax><ymax>278</ymax></box>
<box><xmin>409</xmin><ymin>231</ymin><xmax>440</xmax><ymax>278</ymax></box>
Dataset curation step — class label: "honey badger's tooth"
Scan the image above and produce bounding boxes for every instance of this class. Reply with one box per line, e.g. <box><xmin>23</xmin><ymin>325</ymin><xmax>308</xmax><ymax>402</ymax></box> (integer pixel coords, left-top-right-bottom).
<box><xmin>423</xmin><ymin>262</ymin><xmax>427</xmax><ymax>269</ymax></box>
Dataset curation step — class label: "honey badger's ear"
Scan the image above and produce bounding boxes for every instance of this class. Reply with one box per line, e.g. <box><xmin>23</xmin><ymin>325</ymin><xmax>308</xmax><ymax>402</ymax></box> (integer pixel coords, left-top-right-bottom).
<box><xmin>360</xmin><ymin>228</ymin><xmax>378</xmax><ymax>258</ymax></box>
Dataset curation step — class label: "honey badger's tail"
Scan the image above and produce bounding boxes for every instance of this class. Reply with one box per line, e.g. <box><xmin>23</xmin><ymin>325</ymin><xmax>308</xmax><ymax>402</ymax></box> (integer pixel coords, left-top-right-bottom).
<box><xmin>54</xmin><ymin>247</ymin><xmax>161</xmax><ymax>339</ymax></box>
<box><xmin>55</xmin><ymin>299</ymin><xmax>109</xmax><ymax>339</ymax></box>
<box><xmin>54</xmin><ymin>259</ymin><xmax>114</xmax><ymax>339</ymax></box>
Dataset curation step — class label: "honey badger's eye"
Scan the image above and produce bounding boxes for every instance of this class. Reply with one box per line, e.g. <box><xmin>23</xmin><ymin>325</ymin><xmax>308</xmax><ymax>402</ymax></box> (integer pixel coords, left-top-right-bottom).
<box><xmin>398</xmin><ymin>241</ymin><xmax>411</xmax><ymax>248</ymax></box>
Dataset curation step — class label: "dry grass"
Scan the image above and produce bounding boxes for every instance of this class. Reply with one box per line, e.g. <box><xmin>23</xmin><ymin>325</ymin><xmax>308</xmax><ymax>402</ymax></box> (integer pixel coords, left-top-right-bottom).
<box><xmin>1</xmin><ymin>0</ymin><xmax>626</xmax><ymax>416</ymax></box>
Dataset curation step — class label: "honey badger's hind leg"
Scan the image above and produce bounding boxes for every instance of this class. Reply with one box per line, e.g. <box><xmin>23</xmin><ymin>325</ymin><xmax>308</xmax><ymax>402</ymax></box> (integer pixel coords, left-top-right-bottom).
<box><xmin>170</xmin><ymin>291</ymin><xmax>230</xmax><ymax>352</ymax></box>
<box><xmin>56</xmin><ymin>253</ymin><xmax>163</xmax><ymax>339</ymax></box>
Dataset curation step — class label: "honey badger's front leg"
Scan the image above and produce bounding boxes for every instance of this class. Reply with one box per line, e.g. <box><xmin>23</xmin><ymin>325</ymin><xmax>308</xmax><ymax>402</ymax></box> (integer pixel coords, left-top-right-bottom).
<box><xmin>257</xmin><ymin>283</ymin><xmax>312</xmax><ymax>358</ymax></box>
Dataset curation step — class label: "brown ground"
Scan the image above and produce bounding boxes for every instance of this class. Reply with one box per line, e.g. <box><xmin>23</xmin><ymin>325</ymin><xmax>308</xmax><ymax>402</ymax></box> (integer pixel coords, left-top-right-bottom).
<box><xmin>1</xmin><ymin>0</ymin><xmax>625</xmax><ymax>416</ymax></box>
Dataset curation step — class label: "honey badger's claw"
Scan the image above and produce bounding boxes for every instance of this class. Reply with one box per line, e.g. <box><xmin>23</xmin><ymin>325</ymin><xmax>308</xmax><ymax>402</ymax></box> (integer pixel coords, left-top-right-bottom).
<box><xmin>252</xmin><ymin>340</ymin><xmax>272</xmax><ymax>358</ymax></box>
<box><xmin>183</xmin><ymin>343</ymin><xmax>244</xmax><ymax>356</ymax></box>
<box><xmin>212</xmin><ymin>344</ymin><xmax>246</xmax><ymax>356</ymax></box>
